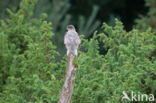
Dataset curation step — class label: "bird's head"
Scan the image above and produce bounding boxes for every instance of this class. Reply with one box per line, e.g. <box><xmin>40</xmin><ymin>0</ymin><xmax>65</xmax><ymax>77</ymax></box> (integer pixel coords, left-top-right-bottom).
<box><xmin>67</xmin><ymin>25</ymin><xmax>75</xmax><ymax>31</ymax></box>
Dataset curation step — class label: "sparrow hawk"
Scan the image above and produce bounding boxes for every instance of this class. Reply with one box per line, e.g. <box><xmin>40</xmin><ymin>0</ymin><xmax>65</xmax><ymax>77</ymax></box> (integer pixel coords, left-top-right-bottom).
<box><xmin>64</xmin><ymin>25</ymin><xmax>81</xmax><ymax>56</ymax></box>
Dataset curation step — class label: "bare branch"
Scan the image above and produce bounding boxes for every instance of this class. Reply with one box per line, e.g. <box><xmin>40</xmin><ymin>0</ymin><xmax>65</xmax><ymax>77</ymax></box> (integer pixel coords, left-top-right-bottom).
<box><xmin>58</xmin><ymin>53</ymin><xmax>77</xmax><ymax>103</ymax></box>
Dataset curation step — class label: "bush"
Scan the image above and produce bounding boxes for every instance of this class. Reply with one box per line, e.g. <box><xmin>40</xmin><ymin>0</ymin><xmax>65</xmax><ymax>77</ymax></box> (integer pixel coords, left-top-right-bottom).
<box><xmin>135</xmin><ymin>0</ymin><xmax>156</xmax><ymax>32</ymax></box>
<box><xmin>0</xmin><ymin>0</ymin><xmax>156</xmax><ymax>103</ymax></box>
<box><xmin>73</xmin><ymin>20</ymin><xmax>156</xmax><ymax>103</ymax></box>
<box><xmin>0</xmin><ymin>0</ymin><xmax>63</xmax><ymax>102</ymax></box>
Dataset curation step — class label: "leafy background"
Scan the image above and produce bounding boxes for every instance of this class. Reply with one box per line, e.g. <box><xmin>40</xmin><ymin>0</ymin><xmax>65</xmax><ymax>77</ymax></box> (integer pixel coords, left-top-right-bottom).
<box><xmin>0</xmin><ymin>0</ymin><xmax>156</xmax><ymax>103</ymax></box>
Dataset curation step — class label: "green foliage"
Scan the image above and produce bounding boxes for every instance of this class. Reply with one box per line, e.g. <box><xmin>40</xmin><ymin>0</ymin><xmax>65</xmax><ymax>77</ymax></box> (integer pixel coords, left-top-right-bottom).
<box><xmin>78</xmin><ymin>5</ymin><xmax>100</xmax><ymax>37</ymax></box>
<box><xmin>0</xmin><ymin>0</ymin><xmax>101</xmax><ymax>55</ymax></box>
<box><xmin>0</xmin><ymin>0</ymin><xmax>20</xmax><ymax>19</ymax></box>
<box><xmin>34</xmin><ymin>0</ymin><xmax>101</xmax><ymax>55</ymax></box>
<box><xmin>0</xmin><ymin>0</ymin><xmax>156</xmax><ymax>103</ymax></box>
<box><xmin>0</xmin><ymin>0</ymin><xmax>64</xmax><ymax>102</ymax></box>
<box><xmin>135</xmin><ymin>0</ymin><xmax>156</xmax><ymax>32</ymax></box>
<box><xmin>73</xmin><ymin>20</ymin><xmax>156</xmax><ymax>103</ymax></box>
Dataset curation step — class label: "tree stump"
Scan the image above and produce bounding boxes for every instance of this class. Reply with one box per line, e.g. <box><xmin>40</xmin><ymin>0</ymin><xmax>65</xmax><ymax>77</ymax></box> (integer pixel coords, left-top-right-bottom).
<box><xmin>58</xmin><ymin>53</ymin><xmax>77</xmax><ymax>103</ymax></box>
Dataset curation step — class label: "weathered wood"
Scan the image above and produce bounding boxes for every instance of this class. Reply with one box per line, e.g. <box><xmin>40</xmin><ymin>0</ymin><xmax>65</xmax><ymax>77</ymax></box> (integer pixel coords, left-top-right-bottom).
<box><xmin>58</xmin><ymin>53</ymin><xmax>77</xmax><ymax>103</ymax></box>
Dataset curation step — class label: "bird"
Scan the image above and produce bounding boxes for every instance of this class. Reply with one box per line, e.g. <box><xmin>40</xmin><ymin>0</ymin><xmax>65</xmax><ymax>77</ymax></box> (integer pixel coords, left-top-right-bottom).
<box><xmin>64</xmin><ymin>25</ymin><xmax>81</xmax><ymax>56</ymax></box>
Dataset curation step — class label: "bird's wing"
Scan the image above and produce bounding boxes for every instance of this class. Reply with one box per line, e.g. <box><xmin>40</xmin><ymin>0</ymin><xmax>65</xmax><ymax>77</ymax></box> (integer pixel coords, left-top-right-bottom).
<box><xmin>75</xmin><ymin>33</ymin><xmax>81</xmax><ymax>45</ymax></box>
<box><xmin>64</xmin><ymin>32</ymin><xmax>69</xmax><ymax>45</ymax></box>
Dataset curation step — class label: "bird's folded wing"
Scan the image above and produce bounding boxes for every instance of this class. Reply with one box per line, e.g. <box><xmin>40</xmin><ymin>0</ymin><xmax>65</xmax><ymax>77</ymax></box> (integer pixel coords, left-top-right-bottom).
<box><xmin>64</xmin><ymin>33</ymin><xmax>69</xmax><ymax>44</ymax></box>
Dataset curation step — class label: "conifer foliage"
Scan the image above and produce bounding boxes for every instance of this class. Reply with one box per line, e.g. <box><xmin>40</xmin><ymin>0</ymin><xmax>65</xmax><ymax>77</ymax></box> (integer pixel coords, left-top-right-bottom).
<box><xmin>135</xmin><ymin>0</ymin><xmax>156</xmax><ymax>32</ymax></box>
<box><xmin>73</xmin><ymin>20</ymin><xmax>156</xmax><ymax>103</ymax></box>
<box><xmin>0</xmin><ymin>0</ymin><xmax>62</xmax><ymax>102</ymax></box>
<box><xmin>0</xmin><ymin>0</ymin><xmax>156</xmax><ymax>103</ymax></box>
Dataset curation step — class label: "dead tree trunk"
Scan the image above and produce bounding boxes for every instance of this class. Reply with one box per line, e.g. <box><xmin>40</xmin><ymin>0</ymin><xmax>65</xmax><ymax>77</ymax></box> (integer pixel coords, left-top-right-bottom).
<box><xmin>58</xmin><ymin>54</ymin><xmax>77</xmax><ymax>103</ymax></box>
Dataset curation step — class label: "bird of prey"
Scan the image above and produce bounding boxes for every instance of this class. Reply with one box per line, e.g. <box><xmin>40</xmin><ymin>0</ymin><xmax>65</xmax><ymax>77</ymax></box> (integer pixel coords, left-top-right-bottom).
<box><xmin>64</xmin><ymin>25</ymin><xmax>81</xmax><ymax>56</ymax></box>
